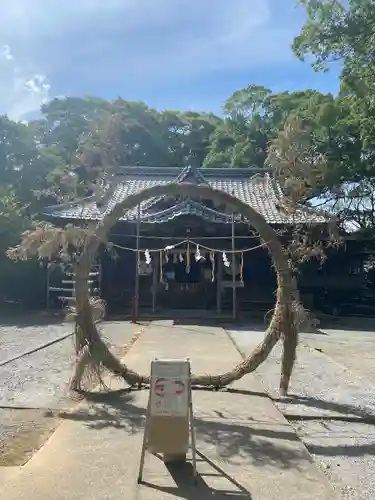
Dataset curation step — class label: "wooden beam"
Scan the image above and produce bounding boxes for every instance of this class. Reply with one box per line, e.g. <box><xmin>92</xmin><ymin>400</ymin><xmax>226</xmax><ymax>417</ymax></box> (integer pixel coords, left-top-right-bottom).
<box><xmin>232</xmin><ymin>213</ymin><xmax>236</xmax><ymax>320</ymax></box>
<box><xmin>152</xmin><ymin>254</ymin><xmax>158</xmax><ymax>313</ymax></box>
<box><xmin>134</xmin><ymin>204</ymin><xmax>141</xmax><ymax>321</ymax></box>
<box><xmin>217</xmin><ymin>255</ymin><xmax>222</xmax><ymax>314</ymax></box>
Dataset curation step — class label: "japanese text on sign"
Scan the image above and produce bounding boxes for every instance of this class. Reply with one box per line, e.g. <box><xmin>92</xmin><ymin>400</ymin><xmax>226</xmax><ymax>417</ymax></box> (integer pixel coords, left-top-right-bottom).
<box><xmin>150</xmin><ymin>359</ymin><xmax>190</xmax><ymax>417</ymax></box>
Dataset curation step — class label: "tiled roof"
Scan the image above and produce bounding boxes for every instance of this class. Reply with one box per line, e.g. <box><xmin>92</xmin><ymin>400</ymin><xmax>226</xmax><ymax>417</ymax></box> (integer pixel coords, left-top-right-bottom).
<box><xmin>44</xmin><ymin>166</ymin><xmax>328</xmax><ymax>225</ymax></box>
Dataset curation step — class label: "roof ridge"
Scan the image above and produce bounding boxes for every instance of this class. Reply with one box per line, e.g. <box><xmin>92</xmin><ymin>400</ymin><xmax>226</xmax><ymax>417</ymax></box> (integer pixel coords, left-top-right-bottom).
<box><xmin>140</xmin><ymin>165</ymin><xmax>210</xmax><ymax>213</ymax></box>
<box><xmin>135</xmin><ymin>166</ymin><xmax>184</xmax><ymax>213</ymax></box>
<box><xmin>174</xmin><ymin>165</ymin><xmax>209</xmax><ymax>184</ymax></box>
<box><xmin>202</xmin><ymin>167</ymin><xmax>270</xmax><ymax>177</ymax></box>
<box><xmin>43</xmin><ymin>195</ymin><xmax>95</xmax><ymax>213</ymax></box>
<box><xmin>115</xmin><ymin>165</ymin><xmax>270</xmax><ymax>177</ymax></box>
<box><xmin>247</xmin><ymin>172</ymin><xmax>265</xmax><ymax>182</ymax></box>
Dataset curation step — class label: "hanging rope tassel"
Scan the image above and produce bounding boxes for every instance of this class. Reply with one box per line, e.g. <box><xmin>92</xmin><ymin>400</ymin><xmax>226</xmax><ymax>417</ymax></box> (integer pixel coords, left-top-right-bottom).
<box><xmin>210</xmin><ymin>252</ymin><xmax>215</xmax><ymax>282</ymax></box>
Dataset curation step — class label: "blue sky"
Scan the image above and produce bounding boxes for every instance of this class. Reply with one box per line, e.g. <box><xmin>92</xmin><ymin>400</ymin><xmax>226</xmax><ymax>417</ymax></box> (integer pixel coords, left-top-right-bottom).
<box><xmin>0</xmin><ymin>0</ymin><xmax>341</xmax><ymax>121</ymax></box>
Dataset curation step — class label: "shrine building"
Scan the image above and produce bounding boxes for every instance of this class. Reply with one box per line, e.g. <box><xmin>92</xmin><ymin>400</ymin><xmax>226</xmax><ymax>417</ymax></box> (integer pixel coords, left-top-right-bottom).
<box><xmin>43</xmin><ymin>165</ymin><xmax>366</xmax><ymax>317</ymax></box>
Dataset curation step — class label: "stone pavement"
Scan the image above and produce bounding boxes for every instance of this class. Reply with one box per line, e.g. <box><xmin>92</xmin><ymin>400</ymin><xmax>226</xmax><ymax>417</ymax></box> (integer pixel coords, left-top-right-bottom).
<box><xmin>0</xmin><ymin>321</ymin><xmax>340</xmax><ymax>500</ymax></box>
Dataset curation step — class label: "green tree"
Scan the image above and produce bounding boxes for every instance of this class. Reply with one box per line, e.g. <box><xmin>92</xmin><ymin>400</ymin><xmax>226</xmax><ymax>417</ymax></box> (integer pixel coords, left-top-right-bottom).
<box><xmin>293</xmin><ymin>0</ymin><xmax>375</xmax><ymax>228</ymax></box>
<box><xmin>0</xmin><ymin>186</ymin><xmax>45</xmax><ymax>306</ymax></box>
<box><xmin>204</xmin><ymin>85</ymin><xmax>273</xmax><ymax>168</ymax></box>
<box><xmin>0</xmin><ymin>116</ymin><xmax>66</xmax><ymax>209</ymax></box>
<box><xmin>39</xmin><ymin>97</ymin><xmax>109</xmax><ymax>165</ymax></box>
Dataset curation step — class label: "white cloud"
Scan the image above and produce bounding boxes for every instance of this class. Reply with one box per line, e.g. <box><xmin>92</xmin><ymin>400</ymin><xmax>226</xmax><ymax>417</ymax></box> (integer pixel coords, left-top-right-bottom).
<box><xmin>0</xmin><ymin>1</ymin><xmax>299</xmax><ymax>115</ymax></box>
<box><xmin>0</xmin><ymin>1</ymin><xmax>294</xmax><ymax>71</ymax></box>
<box><xmin>2</xmin><ymin>45</ymin><xmax>13</xmax><ymax>61</ymax></box>
<box><xmin>0</xmin><ymin>45</ymin><xmax>50</xmax><ymax>120</ymax></box>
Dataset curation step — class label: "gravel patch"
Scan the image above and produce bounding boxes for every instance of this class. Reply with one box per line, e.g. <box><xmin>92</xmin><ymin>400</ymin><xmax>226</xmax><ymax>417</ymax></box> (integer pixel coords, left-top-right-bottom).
<box><xmin>0</xmin><ymin>317</ymin><xmax>139</xmax><ymax>465</ymax></box>
<box><xmin>228</xmin><ymin>327</ymin><xmax>375</xmax><ymax>500</ymax></box>
<box><xmin>302</xmin><ymin>329</ymin><xmax>375</xmax><ymax>388</ymax></box>
<box><xmin>0</xmin><ymin>317</ymin><xmax>69</xmax><ymax>365</ymax></box>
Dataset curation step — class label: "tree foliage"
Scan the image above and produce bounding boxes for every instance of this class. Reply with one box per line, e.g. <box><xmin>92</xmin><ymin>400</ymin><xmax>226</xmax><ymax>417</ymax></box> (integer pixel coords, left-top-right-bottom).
<box><xmin>294</xmin><ymin>0</ymin><xmax>375</xmax><ymax>228</ymax></box>
<box><xmin>3</xmin><ymin>3</ymin><xmax>375</xmax><ymax>304</ymax></box>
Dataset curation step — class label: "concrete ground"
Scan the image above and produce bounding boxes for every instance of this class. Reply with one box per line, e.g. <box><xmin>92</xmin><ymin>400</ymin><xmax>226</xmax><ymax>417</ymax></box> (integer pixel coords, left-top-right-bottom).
<box><xmin>0</xmin><ymin>317</ymin><xmax>140</xmax><ymax>466</ymax></box>
<box><xmin>0</xmin><ymin>321</ymin><xmax>338</xmax><ymax>500</ymax></box>
<box><xmin>229</xmin><ymin>325</ymin><xmax>375</xmax><ymax>500</ymax></box>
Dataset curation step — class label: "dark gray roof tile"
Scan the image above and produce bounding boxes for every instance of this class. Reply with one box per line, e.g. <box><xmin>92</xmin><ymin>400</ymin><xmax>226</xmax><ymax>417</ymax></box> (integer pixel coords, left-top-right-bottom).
<box><xmin>44</xmin><ymin>166</ymin><xmax>327</xmax><ymax>225</ymax></box>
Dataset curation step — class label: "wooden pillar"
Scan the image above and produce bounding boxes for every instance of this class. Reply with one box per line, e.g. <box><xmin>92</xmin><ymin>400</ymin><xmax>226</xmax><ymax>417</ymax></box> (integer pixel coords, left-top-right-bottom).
<box><xmin>46</xmin><ymin>263</ymin><xmax>51</xmax><ymax>309</ymax></box>
<box><xmin>231</xmin><ymin>213</ymin><xmax>237</xmax><ymax>320</ymax></box>
<box><xmin>216</xmin><ymin>255</ymin><xmax>222</xmax><ymax>314</ymax></box>
<box><xmin>133</xmin><ymin>204</ymin><xmax>141</xmax><ymax>322</ymax></box>
<box><xmin>98</xmin><ymin>257</ymin><xmax>102</xmax><ymax>298</ymax></box>
<box><xmin>152</xmin><ymin>254</ymin><xmax>158</xmax><ymax>313</ymax></box>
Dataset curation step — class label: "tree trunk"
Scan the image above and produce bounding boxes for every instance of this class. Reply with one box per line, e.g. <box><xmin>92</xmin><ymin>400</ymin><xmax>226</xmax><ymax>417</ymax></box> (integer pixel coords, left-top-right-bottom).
<box><xmin>72</xmin><ymin>182</ymin><xmax>298</xmax><ymax>394</ymax></box>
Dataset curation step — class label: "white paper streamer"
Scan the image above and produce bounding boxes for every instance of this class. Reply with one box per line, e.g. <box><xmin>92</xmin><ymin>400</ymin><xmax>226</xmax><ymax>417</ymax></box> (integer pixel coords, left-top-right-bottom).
<box><xmin>222</xmin><ymin>252</ymin><xmax>230</xmax><ymax>268</ymax></box>
<box><xmin>195</xmin><ymin>245</ymin><xmax>202</xmax><ymax>261</ymax></box>
<box><xmin>144</xmin><ymin>249</ymin><xmax>151</xmax><ymax>265</ymax></box>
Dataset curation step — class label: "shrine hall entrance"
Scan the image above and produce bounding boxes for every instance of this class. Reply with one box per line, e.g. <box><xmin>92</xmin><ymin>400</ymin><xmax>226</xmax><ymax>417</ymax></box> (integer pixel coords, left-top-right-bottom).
<box><xmin>100</xmin><ymin>242</ymin><xmax>277</xmax><ymax>315</ymax></box>
<box><xmin>100</xmin><ymin>214</ymin><xmax>277</xmax><ymax>316</ymax></box>
<box><xmin>157</xmin><ymin>250</ymin><xmax>217</xmax><ymax>310</ymax></box>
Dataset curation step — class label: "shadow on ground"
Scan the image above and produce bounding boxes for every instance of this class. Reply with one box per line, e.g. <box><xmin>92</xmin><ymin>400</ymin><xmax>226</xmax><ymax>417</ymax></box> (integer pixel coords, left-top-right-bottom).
<box><xmin>56</xmin><ymin>387</ymin><xmax>375</xmax><ymax>463</ymax></box>
<box><xmin>58</xmin><ymin>389</ymin><xmax>311</xmax><ymax>471</ymax></box>
<box><xmin>140</xmin><ymin>451</ymin><xmax>252</xmax><ymax>499</ymax></box>
<box><xmin>274</xmin><ymin>393</ymin><xmax>375</xmax><ymax>457</ymax></box>
<box><xmin>275</xmin><ymin>393</ymin><xmax>375</xmax><ymax>421</ymax></box>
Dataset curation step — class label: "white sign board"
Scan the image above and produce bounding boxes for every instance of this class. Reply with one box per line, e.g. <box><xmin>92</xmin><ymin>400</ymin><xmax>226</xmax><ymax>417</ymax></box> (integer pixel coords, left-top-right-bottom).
<box><xmin>150</xmin><ymin>359</ymin><xmax>190</xmax><ymax>418</ymax></box>
<box><xmin>138</xmin><ymin>358</ymin><xmax>197</xmax><ymax>481</ymax></box>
